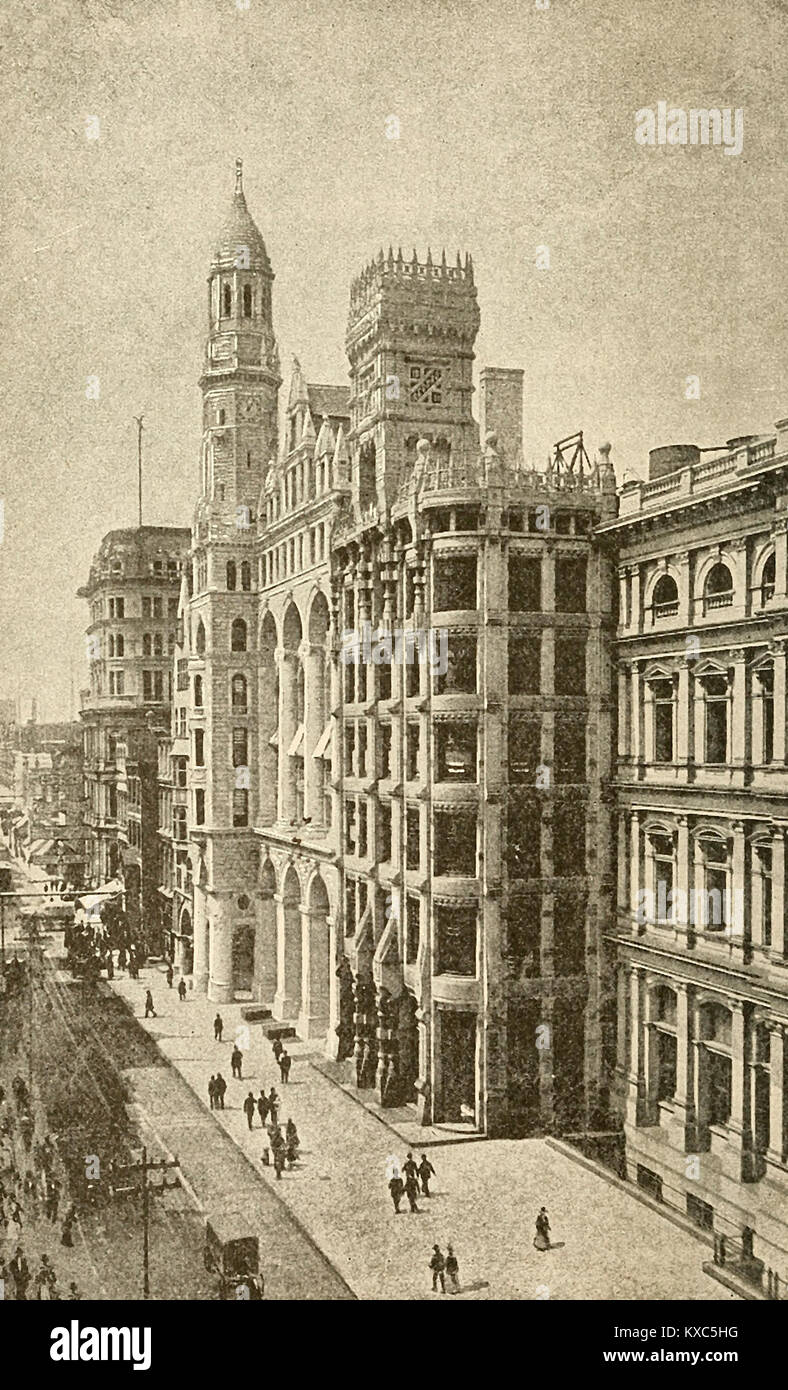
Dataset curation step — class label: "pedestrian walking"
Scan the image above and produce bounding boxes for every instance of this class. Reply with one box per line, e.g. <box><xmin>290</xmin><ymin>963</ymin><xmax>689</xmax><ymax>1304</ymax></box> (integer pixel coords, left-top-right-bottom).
<box><xmin>418</xmin><ymin>1153</ymin><xmax>436</xmax><ymax>1197</ymax></box>
<box><xmin>214</xmin><ymin>1013</ymin><xmax>224</xmax><ymax>1042</ymax></box>
<box><xmin>178</xmin><ymin>978</ymin><xmax>187</xmax><ymax>1002</ymax></box>
<box><xmin>208</xmin><ymin>1075</ymin><xmax>217</xmax><ymax>1110</ymax></box>
<box><xmin>214</xmin><ymin>1073</ymin><xmax>227</xmax><ymax>1109</ymax></box>
<box><xmin>271</xmin><ymin>1037</ymin><xmax>284</xmax><ymax>1064</ymax></box>
<box><xmin>404</xmin><ymin>1171</ymin><xmax>420</xmax><ymax>1213</ymax></box>
<box><xmin>403</xmin><ymin>1151</ymin><xmax>418</xmax><ymax>1185</ymax></box>
<box><xmin>278</xmin><ymin>1049</ymin><xmax>292</xmax><ymax>1084</ymax></box>
<box><xmin>34</xmin><ymin>1254</ymin><xmax>57</xmax><ymax>1300</ymax></box>
<box><xmin>105</xmin><ymin>950</ymin><xmax>114</xmax><ymax>980</ymax></box>
<box><xmin>257</xmin><ymin>1092</ymin><xmax>269</xmax><ymax>1127</ymax></box>
<box><xmin>231</xmin><ymin>1045</ymin><xmax>243</xmax><ymax>1080</ymax></box>
<box><xmin>388</xmin><ymin>1172</ymin><xmax>404</xmax><ymax>1214</ymax></box>
<box><xmin>166</xmin><ymin>963</ymin><xmax>174</xmax><ymax>989</ymax></box>
<box><xmin>60</xmin><ymin>1206</ymin><xmax>75</xmax><ymax>1248</ymax></box>
<box><xmin>271</xmin><ymin>1130</ymin><xmax>286</xmax><ymax>1181</ymax></box>
<box><xmin>445</xmin><ymin>1244</ymin><xmax>460</xmax><ymax>1293</ymax></box>
<box><xmin>9</xmin><ymin>1246</ymin><xmax>29</xmax><ymax>1300</ymax></box>
<box><xmin>243</xmin><ymin>1092</ymin><xmax>256</xmax><ymax>1130</ymax></box>
<box><xmin>267</xmin><ymin>1088</ymin><xmax>280</xmax><ymax>1125</ymax></box>
<box><xmin>534</xmin><ymin>1207</ymin><xmax>551</xmax><ymax>1252</ymax></box>
<box><xmin>429</xmin><ymin>1244</ymin><xmax>445</xmax><ymax>1293</ymax></box>
<box><xmin>144</xmin><ymin>990</ymin><xmax>156</xmax><ymax>1019</ymax></box>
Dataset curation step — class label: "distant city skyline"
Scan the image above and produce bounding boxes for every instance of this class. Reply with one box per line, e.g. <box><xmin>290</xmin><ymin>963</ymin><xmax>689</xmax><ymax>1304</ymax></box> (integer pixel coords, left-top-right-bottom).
<box><xmin>1</xmin><ymin>0</ymin><xmax>786</xmax><ymax>718</ymax></box>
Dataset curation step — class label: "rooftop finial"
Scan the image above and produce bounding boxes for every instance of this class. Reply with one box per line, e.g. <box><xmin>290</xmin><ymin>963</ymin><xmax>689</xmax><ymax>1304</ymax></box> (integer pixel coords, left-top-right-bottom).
<box><xmin>235</xmin><ymin>157</ymin><xmax>244</xmax><ymax>195</ymax></box>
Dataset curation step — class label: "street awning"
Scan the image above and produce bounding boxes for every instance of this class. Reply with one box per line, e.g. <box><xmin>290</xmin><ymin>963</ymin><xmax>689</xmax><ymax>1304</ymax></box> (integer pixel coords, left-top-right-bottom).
<box><xmin>287</xmin><ymin>724</ymin><xmax>305</xmax><ymax>757</ymax></box>
<box><xmin>312</xmin><ymin>722</ymin><xmax>332</xmax><ymax>759</ymax></box>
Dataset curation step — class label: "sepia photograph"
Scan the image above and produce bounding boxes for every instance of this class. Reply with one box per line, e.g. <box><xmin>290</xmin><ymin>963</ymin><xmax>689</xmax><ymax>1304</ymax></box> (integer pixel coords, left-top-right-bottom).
<box><xmin>0</xmin><ymin>0</ymin><xmax>785</xmax><ymax>1364</ymax></box>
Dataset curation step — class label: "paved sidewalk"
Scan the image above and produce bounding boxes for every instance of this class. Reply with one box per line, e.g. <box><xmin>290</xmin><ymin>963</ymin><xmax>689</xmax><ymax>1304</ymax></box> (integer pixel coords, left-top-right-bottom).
<box><xmin>108</xmin><ymin>964</ymin><xmax>737</xmax><ymax>1302</ymax></box>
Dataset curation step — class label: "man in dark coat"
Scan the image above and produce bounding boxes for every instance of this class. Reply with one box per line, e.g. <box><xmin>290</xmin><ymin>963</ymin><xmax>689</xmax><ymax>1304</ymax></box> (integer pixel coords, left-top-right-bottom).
<box><xmin>404</xmin><ymin>1170</ymin><xmax>420</xmax><ymax>1213</ymax></box>
<box><xmin>257</xmin><ymin>1092</ymin><xmax>269</xmax><ymax>1127</ymax></box>
<box><xmin>271</xmin><ymin>1037</ymin><xmax>284</xmax><ymax>1063</ymax></box>
<box><xmin>144</xmin><ymin>990</ymin><xmax>156</xmax><ymax>1018</ymax></box>
<box><xmin>418</xmin><ymin>1153</ymin><xmax>436</xmax><ymax>1197</ymax></box>
<box><xmin>231</xmin><ymin>1045</ymin><xmax>243</xmax><ymax>1080</ymax></box>
<box><xmin>388</xmin><ymin>1172</ymin><xmax>404</xmax><ymax>1214</ymax></box>
<box><xmin>278</xmin><ymin>1049</ymin><xmax>292</xmax><ymax>1084</ymax></box>
<box><xmin>214</xmin><ymin>1073</ymin><xmax>227</xmax><ymax>1109</ymax></box>
<box><xmin>178</xmin><ymin>978</ymin><xmax>187</xmax><ymax>1002</ymax></box>
<box><xmin>243</xmin><ymin>1092</ymin><xmax>256</xmax><ymax>1131</ymax></box>
<box><xmin>429</xmin><ymin>1245</ymin><xmax>445</xmax><ymax>1293</ymax></box>
<box><xmin>403</xmin><ymin>1151</ymin><xmax>418</xmax><ymax>1184</ymax></box>
<box><xmin>166</xmin><ymin>963</ymin><xmax>174</xmax><ymax>988</ymax></box>
<box><xmin>10</xmin><ymin>1246</ymin><xmax>30</xmax><ymax>1300</ymax></box>
<box><xmin>214</xmin><ymin>1013</ymin><xmax>223</xmax><ymax>1042</ymax></box>
<box><xmin>208</xmin><ymin>1075</ymin><xmax>217</xmax><ymax>1110</ymax></box>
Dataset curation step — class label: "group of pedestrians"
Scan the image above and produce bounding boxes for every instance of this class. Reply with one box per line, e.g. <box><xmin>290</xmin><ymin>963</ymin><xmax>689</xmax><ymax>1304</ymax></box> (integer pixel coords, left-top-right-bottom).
<box><xmin>387</xmin><ymin>1150</ymin><xmax>435</xmax><ymax>1214</ymax></box>
<box><xmin>207</xmin><ymin>1029</ymin><xmax>301</xmax><ymax>1175</ymax></box>
<box><xmin>0</xmin><ymin>1085</ymin><xmax>82</xmax><ymax>1301</ymax></box>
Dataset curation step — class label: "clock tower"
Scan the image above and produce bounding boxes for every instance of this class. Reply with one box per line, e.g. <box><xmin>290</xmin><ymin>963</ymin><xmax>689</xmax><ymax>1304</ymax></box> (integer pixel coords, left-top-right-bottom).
<box><xmin>198</xmin><ymin>158</ymin><xmax>281</xmax><ymax>525</ymax></box>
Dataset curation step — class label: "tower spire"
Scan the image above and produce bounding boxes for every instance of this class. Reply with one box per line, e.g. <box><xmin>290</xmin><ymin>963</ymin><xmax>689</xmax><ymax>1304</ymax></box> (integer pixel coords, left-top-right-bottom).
<box><xmin>235</xmin><ymin>157</ymin><xmax>244</xmax><ymax>196</ymax></box>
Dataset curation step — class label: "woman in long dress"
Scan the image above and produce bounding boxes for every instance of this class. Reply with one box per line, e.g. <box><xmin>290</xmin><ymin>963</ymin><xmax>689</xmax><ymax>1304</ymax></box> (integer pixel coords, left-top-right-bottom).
<box><xmin>533</xmin><ymin>1206</ymin><xmax>551</xmax><ymax>1251</ymax></box>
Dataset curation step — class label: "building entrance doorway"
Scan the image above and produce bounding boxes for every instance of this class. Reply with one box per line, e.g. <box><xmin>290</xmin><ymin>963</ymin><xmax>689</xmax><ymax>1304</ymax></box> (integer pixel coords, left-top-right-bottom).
<box><xmin>232</xmin><ymin>924</ymin><xmax>255</xmax><ymax>997</ymax></box>
<box><xmin>437</xmin><ymin>1009</ymin><xmax>477</xmax><ymax>1125</ymax></box>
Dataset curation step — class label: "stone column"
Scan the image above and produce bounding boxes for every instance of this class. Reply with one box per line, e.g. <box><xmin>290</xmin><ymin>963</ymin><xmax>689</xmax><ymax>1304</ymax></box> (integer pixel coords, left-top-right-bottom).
<box><xmin>630</xmin><ymin>810</ymin><xmax>643</xmax><ymax>933</ymax></box>
<box><xmin>770</xmin><ymin>828</ymin><xmax>786</xmax><ymax>963</ymax></box>
<box><xmin>728</xmin><ymin>1000</ymin><xmax>752</xmax><ymax>1178</ymax></box>
<box><xmin>273</xmin><ymin>889</ymin><xmax>301</xmax><ymax>1020</ymax></box>
<box><xmin>773</xmin><ymin>640</ymin><xmax>787</xmax><ymax>764</ymax></box>
<box><xmin>302</xmin><ymin>640</ymin><xmax>326</xmax><ymax>822</ymax></box>
<box><xmin>617</xmin><ymin>810</ymin><xmax>629</xmax><ymax>919</ymax></box>
<box><xmin>674</xmin><ymin>982</ymin><xmax>696</xmax><ymax>1148</ymax></box>
<box><xmin>766</xmin><ymin>1023</ymin><xmax>786</xmax><ymax>1166</ymax></box>
<box><xmin>208</xmin><ymin>897</ymin><xmax>234</xmax><ymax>1003</ymax></box>
<box><xmin>298</xmin><ymin>900</ymin><xmax>330</xmax><ymax>1040</ymax></box>
<box><xmin>618</xmin><ymin>567</ymin><xmax>629</xmax><ymax>633</ymax></box>
<box><xmin>617</xmin><ymin>664</ymin><xmax>630</xmax><ymax>760</ymax></box>
<box><xmin>277</xmin><ymin>648</ymin><xmax>299</xmax><ymax>824</ymax></box>
<box><xmin>730</xmin><ymin>649</ymin><xmax>747</xmax><ymax>775</ymax></box>
<box><xmin>629</xmin><ymin>565</ymin><xmax>641</xmax><ymax>635</ymax></box>
<box><xmin>731</xmin><ymin>821</ymin><xmax>747</xmax><ymax>951</ymax></box>
<box><xmin>630</xmin><ymin>661</ymin><xmax>642</xmax><ymax>775</ymax></box>
<box><xmin>626</xmin><ymin>966</ymin><xmax>647</xmax><ymax>1125</ymax></box>
<box><xmin>192</xmin><ymin>882</ymin><xmax>209</xmax><ymax>994</ymax></box>
<box><xmin>676</xmin><ymin>663</ymin><xmax>691</xmax><ymax>768</ymax></box>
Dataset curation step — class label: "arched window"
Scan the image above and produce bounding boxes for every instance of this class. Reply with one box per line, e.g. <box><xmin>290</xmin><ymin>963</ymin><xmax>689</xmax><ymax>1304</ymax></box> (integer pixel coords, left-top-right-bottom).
<box><xmin>193</xmin><ymin>674</ymin><xmax>203</xmax><ymax>709</ymax></box>
<box><xmin>648</xmin><ymin>830</ymin><xmax>675</xmax><ymax>925</ymax></box>
<box><xmin>232</xmin><ymin>674</ymin><xmax>247</xmax><ymax>711</ymax></box>
<box><xmin>226</xmin><ymin>560</ymin><xmax>237</xmax><ymax>591</ymax></box>
<box><xmin>652</xmin><ymin>573</ymin><xmax>679</xmax><ymax>620</ymax></box>
<box><xmin>760</xmin><ymin>552</ymin><xmax>776</xmax><ymax>605</ymax></box>
<box><xmin>240</xmin><ymin>561</ymin><xmax>251</xmax><ymax>592</ymax></box>
<box><xmin>703</xmin><ymin>562</ymin><xmax>733</xmax><ymax>613</ymax></box>
<box><xmin>222</xmin><ymin>283</ymin><xmax>232</xmax><ymax>318</ymax></box>
<box><xmin>195</xmin><ymin>620</ymin><xmax>206</xmax><ymax>656</ymax></box>
<box><xmin>231</xmin><ymin>618</ymin><xmax>247</xmax><ymax>652</ymax></box>
<box><xmin>696</xmin><ymin>836</ymin><xmax>730</xmax><ymax>932</ymax></box>
<box><xmin>243</xmin><ymin>284</ymin><xmax>252</xmax><ymax>317</ymax></box>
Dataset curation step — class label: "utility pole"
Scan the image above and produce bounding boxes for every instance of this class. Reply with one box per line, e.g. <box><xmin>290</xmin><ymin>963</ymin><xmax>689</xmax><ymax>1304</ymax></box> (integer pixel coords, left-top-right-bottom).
<box><xmin>134</xmin><ymin>414</ymin><xmax>144</xmax><ymax>527</ymax></box>
<box><xmin>109</xmin><ymin>1149</ymin><xmax>181</xmax><ymax>1299</ymax></box>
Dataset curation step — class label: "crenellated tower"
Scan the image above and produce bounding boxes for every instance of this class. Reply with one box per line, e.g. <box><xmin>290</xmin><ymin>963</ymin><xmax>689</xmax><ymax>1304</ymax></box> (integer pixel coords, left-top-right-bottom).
<box><xmin>345</xmin><ymin>248</ymin><xmax>481</xmax><ymax>514</ymax></box>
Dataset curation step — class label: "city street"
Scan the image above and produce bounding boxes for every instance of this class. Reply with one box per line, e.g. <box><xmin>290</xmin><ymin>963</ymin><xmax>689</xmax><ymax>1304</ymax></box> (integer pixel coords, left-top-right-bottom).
<box><xmin>110</xmin><ymin>964</ymin><xmax>739</xmax><ymax>1302</ymax></box>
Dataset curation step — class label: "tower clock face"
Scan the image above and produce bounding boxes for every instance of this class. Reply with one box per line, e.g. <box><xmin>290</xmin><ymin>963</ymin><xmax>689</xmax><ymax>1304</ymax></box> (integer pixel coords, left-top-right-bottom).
<box><xmin>239</xmin><ymin>396</ymin><xmax>263</xmax><ymax>422</ymax></box>
<box><xmin>409</xmin><ymin>363</ymin><xmax>443</xmax><ymax>405</ymax></box>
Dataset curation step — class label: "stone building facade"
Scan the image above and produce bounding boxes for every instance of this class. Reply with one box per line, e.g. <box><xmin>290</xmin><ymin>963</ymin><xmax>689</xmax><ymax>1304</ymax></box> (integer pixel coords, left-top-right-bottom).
<box><xmin>181</xmin><ymin>164</ymin><xmax>618</xmax><ymax>1137</ymax></box>
<box><xmin>600</xmin><ymin>423</ymin><xmax>788</xmax><ymax>1287</ymax></box>
<box><xmin>78</xmin><ymin>525</ymin><xmax>189</xmax><ymax>946</ymax></box>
